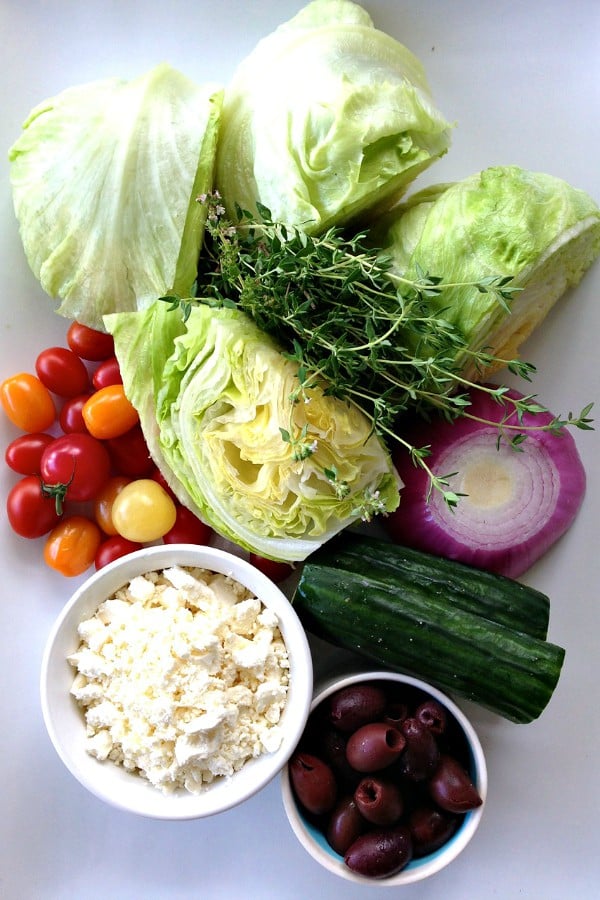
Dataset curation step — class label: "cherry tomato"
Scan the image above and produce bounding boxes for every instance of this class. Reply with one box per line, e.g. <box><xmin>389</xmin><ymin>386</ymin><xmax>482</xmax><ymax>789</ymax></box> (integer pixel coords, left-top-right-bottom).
<box><xmin>163</xmin><ymin>505</ymin><xmax>213</xmax><ymax>545</ymax></box>
<box><xmin>150</xmin><ymin>466</ymin><xmax>178</xmax><ymax>501</ymax></box>
<box><xmin>95</xmin><ymin>535</ymin><xmax>143</xmax><ymax>570</ymax></box>
<box><xmin>5</xmin><ymin>432</ymin><xmax>55</xmax><ymax>475</ymax></box>
<box><xmin>94</xmin><ymin>476</ymin><xmax>131</xmax><ymax>535</ymax></box>
<box><xmin>249</xmin><ymin>553</ymin><xmax>295</xmax><ymax>583</ymax></box>
<box><xmin>0</xmin><ymin>372</ymin><xmax>56</xmax><ymax>432</ymax></box>
<box><xmin>40</xmin><ymin>433</ymin><xmax>111</xmax><ymax>503</ymax></box>
<box><xmin>35</xmin><ymin>346</ymin><xmax>90</xmax><ymax>398</ymax></box>
<box><xmin>105</xmin><ymin>424</ymin><xmax>154</xmax><ymax>477</ymax></box>
<box><xmin>7</xmin><ymin>475</ymin><xmax>62</xmax><ymax>538</ymax></box>
<box><xmin>111</xmin><ymin>479</ymin><xmax>177</xmax><ymax>542</ymax></box>
<box><xmin>59</xmin><ymin>393</ymin><xmax>92</xmax><ymax>434</ymax></box>
<box><xmin>66</xmin><ymin>322</ymin><xmax>114</xmax><ymax>361</ymax></box>
<box><xmin>91</xmin><ymin>356</ymin><xmax>122</xmax><ymax>390</ymax></box>
<box><xmin>43</xmin><ymin>515</ymin><xmax>102</xmax><ymax>577</ymax></box>
<box><xmin>82</xmin><ymin>384</ymin><xmax>139</xmax><ymax>440</ymax></box>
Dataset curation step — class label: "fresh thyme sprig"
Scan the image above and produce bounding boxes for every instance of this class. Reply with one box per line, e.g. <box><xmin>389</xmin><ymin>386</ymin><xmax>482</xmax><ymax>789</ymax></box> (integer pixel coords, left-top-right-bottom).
<box><xmin>168</xmin><ymin>193</ymin><xmax>594</xmax><ymax>509</ymax></box>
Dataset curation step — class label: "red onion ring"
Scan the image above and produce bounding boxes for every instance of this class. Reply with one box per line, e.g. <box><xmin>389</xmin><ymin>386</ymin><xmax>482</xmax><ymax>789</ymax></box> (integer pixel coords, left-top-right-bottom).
<box><xmin>385</xmin><ymin>388</ymin><xmax>586</xmax><ymax>578</ymax></box>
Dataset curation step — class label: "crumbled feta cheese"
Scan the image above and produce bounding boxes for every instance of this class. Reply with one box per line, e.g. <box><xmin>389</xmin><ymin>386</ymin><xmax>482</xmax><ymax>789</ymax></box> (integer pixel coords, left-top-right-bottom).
<box><xmin>86</xmin><ymin>729</ymin><xmax>113</xmax><ymax>761</ymax></box>
<box><xmin>68</xmin><ymin>566</ymin><xmax>290</xmax><ymax>794</ymax></box>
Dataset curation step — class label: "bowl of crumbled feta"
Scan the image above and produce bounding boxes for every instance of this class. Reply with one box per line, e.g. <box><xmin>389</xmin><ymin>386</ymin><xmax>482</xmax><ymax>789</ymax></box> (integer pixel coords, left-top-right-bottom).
<box><xmin>40</xmin><ymin>543</ymin><xmax>313</xmax><ymax>819</ymax></box>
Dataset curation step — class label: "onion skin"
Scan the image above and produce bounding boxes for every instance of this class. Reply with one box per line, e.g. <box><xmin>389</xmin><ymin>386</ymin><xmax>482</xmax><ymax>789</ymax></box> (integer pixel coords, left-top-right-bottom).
<box><xmin>385</xmin><ymin>387</ymin><xmax>586</xmax><ymax>578</ymax></box>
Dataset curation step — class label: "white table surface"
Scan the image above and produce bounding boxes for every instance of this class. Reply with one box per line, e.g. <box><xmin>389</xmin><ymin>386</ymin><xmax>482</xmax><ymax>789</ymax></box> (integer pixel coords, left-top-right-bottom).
<box><xmin>1</xmin><ymin>2</ymin><xmax>598</xmax><ymax>898</ymax></box>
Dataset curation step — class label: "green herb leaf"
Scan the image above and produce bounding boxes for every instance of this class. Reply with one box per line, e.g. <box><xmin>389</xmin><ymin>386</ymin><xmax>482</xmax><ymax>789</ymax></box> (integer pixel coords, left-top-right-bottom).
<box><xmin>192</xmin><ymin>196</ymin><xmax>594</xmax><ymax>504</ymax></box>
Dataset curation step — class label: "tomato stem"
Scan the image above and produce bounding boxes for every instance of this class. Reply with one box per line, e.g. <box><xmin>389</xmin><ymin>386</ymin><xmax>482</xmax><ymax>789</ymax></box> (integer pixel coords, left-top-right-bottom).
<box><xmin>40</xmin><ymin>469</ymin><xmax>75</xmax><ymax>516</ymax></box>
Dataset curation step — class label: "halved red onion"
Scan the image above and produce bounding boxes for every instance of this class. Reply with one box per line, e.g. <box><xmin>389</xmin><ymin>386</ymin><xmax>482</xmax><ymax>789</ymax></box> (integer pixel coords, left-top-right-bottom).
<box><xmin>385</xmin><ymin>388</ymin><xmax>587</xmax><ymax>578</ymax></box>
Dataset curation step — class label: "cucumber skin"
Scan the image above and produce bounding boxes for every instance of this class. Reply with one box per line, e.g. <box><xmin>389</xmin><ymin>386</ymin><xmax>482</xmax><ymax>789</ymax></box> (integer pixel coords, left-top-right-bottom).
<box><xmin>294</xmin><ymin>562</ymin><xmax>565</xmax><ymax>724</ymax></box>
<box><xmin>312</xmin><ymin>533</ymin><xmax>550</xmax><ymax>640</ymax></box>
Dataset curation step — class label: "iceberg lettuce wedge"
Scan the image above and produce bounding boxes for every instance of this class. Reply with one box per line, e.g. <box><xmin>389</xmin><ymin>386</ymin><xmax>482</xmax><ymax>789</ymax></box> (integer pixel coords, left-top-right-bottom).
<box><xmin>370</xmin><ymin>166</ymin><xmax>600</xmax><ymax>378</ymax></box>
<box><xmin>105</xmin><ymin>301</ymin><xmax>400</xmax><ymax>561</ymax></box>
<box><xmin>215</xmin><ymin>0</ymin><xmax>452</xmax><ymax>233</ymax></box>
<box><xmin>9</xmin><ymin>64</ymin><xmax>223</xmax><ymax>330</ymax></box>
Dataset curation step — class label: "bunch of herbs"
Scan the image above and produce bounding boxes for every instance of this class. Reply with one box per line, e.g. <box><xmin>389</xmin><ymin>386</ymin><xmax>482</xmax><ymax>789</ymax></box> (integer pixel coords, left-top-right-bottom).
<box><xmin>162</xmin><ymin>194</ymin><xmax>593</xmax><ymax>508</ymax></box>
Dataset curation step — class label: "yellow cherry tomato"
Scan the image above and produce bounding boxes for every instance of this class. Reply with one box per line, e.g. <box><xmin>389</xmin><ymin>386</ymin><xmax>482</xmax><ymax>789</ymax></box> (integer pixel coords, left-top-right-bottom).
<box><xmin>43</xmin><ymin>516</ymin><xmax>102</xmax><ymax>577</ymax></box>
<box><xmin>111</xmin><ymin>479</ymin><xmax>177</xmax><ymax>542</ymax></box>
<box><xmin>82</xmin><ymin>384</ymin><xmax>139</xmax><ymax>439</ymax></box>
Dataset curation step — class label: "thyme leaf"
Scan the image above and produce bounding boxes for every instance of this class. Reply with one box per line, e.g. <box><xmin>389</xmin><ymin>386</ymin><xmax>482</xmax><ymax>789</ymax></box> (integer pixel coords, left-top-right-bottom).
<box><xmin>169</xmin><ymin>194</ymin><xmax>594</xmax><ymax>509</ymax></box>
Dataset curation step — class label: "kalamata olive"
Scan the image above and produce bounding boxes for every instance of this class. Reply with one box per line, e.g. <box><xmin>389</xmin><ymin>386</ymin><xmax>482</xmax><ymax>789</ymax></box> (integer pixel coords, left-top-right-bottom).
<box><xmin>409</xmin><ymin>805</ymin><xmax>459</xmax><ymax>856</ymax></box>
<box><xmin>289</xmin><ymin>752</ymin><xmax>337</xmax><ymax>816</ymax></box>
<box><xmin>319</xmin><ymin>727</ymin><xmax>360</xmax><ymax>787</ymax></box>
<box><xmin>299</xmin><ymin>708</ymin><xmax>328</xmax><ymax>750</ymax></box>
<box><xmin>346</xmin><ymin>722</ymin><xmax>406</xmax><ymax>772</ymax></box>
<box><xmin>415</xmin><ymin>699</ymin><xmax>447</xmax><ymax>735</ymax></box>
<box><xmin>328</xmin><ymin>684</ymin><xmax>387</xmax><ymax>733</ymax></box>
<box><xmin>383</xmin><ymin>701</ymin><xmax>409</xmax><ymax>728</ymax></box>
<box><xmin>399</xmin><ymin>717</ymin><xmax>440</xmax><ymax>781</ymax></box>
<box><xmin>344</xmin><ymin>826</ymin><xmax>413</xmax><ymax>878</ymax></box>
<box><xmin>326</xmin><ymin>796</ymin><xmax>366</xmax><ymax>855</ymax></box>
<box><xmin>354</xmin><ymin>777</ymin><xmax>404</xmax><ymax>826</ymax></box>
<box><xmin>428</xmin><ymin>754</ymin><xmax>483</xmax><ymax>813</ymax></box>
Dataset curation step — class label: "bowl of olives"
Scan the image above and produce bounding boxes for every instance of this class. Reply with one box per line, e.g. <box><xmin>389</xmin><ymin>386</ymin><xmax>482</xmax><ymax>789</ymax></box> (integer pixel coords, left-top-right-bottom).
<box><xmin>280</xmin><ymin>669</ymin><xmax>487</xmax><ymax>885</ymax></box>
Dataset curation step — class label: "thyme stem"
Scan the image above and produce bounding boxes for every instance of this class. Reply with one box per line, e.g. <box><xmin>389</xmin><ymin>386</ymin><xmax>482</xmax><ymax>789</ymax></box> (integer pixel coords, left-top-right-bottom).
<box><xmin>166</xmin><ymin>195</ymin><xmax>594</xmax><ymax>508</ymax></box>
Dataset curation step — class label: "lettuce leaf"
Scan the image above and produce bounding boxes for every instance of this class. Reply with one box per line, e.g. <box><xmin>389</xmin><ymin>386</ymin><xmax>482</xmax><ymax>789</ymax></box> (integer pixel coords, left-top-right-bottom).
<box><xmin>370</xmin><ymin>166</ymin><xmax>600</xmax><ymax>376</ymax></box>
<box><xmin>215</xmin><ymin>0</ymin><xmax>452</xmax><ymax>233</ymax></box>
<box><xmin>9</xmin><ymin>64</ymin><xmax>223</xmax><ymax>329</ymax></box>
<box><xmin>105</xmin><ymin>301</ymin><xmax>400</xmax><ymax>561</ymax></box>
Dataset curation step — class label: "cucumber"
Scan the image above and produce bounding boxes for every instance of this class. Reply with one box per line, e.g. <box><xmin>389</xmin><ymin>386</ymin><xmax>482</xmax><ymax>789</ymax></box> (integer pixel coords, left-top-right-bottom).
<box><xmin>312</xmin><ymin>533</ymin><xmax>550</xmax><ymax>639</ymax></box>
<box><xmin>293</xmin><ymin>536</ymin><xmax>565</xmax><ymax>723</ymax></box>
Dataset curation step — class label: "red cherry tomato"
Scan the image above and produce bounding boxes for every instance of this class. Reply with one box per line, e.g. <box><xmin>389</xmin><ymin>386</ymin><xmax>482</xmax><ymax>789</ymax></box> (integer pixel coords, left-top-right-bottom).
<box><xmin>249</xmin><ymin>553</ymin><xmax>294</xmax><ymax>583</ymax></box>
<box><xmin>43</xmin><ymin>515</ymin><xmax>102</xmax><ymax>577</ymax></box>
<box><xmin>6</xmin><ymin>475</ymin><xmax>62</xmax><ymax>538</ymax></box>
<box><xmin>35</xmin><ymin>346</ymin><xmax>90</xmax><ymax>398</ymax></box>
<box><xmin>40</xmin><ymin>433</ymin><xmax>111</xmax><ymax>503</ymax></box>
<box><xmin>95</xmin><ymin>535</ymin><xmax>143</xmax><ymax>570</ymax></box>
<box><xmin>0</xmin><ymin>372</ymin><xmax>56</xmax><ymax>432</ymax></box>
<box><xmin>66</xmin><ymin>322</ymin><xmax>114</xmax><ymax>361</ymax></box>
<box><xmin>91</xmin><ymin>356</ymin><xmax>122</xmax><ymax>390</ymax></box>
<box><xmin>59</xmin><ymin>393</ymin><xmax>92</xmax><ymax>434</ymax></box>
<box><xmin>82</xmin><ymin>384</ymin><xmax>139</xmax><ymax>440</ymax></box>
<box><xmin>5</xmin><ymin>432</ymin><xmax>55</xmax><ymax>475</ymax></box>
<box><xmin>149</xmin><ymin>466</ymin><xmax>178</xmax><ymax>501</ymax></box>
<box><xmin>105</xmin><ymin>424</ymin><xmax>154</xmax><ymax>477</ymax></box>
<box><xmin>163</xmin><ymin>505</ymin><xmax>213</xmax><ymax>545</ymax></box>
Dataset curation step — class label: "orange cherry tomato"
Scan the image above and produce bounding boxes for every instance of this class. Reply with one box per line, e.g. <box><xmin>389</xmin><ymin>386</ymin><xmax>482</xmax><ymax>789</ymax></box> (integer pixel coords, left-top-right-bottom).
<box><xmin>43</xmin><ymin>515</ymin><xmax>102</xmax><ymax>577</ymax></box>
<box><xmin>94</xmin><ymin>476</ymin><xmax>131</xmax><ymax>535</ymax></box>
<box><xmin>0</xmin><ymin>372</ymin><xmax>56</xmax><ymax>432</ymax></box>
<box><xmin>82</xmin><ymin>384</ymin><xmax>139</xmax><ymax>440</ymax></box>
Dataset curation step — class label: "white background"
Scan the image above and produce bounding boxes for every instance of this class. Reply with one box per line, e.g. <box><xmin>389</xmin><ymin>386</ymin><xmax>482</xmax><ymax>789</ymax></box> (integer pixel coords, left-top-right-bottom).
<box><xmin>1</xmin><ymin>2</ymin><xmax>599</xmax><ymax>898</ymax></box>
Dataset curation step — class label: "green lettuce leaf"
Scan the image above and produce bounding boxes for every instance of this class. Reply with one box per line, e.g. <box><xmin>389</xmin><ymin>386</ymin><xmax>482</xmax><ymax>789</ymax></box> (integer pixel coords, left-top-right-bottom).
<box><xmin>9</xmin><ymin>64</ymin><xmax>223</xmax><ymax>329</ymax></box>
<box><xmin>215</xmin><ymin>0</ymin><xmax>452</xmax><ymax>234</ymax></box>
<box><xmin>105</xmin><ymin>301</ymin><xmax>400</xmax><ymax>561</ymax></box>
<box><xmin>370</xmin><ymin>166</ymin><xmax>600</xmax><ymax>376</ymax></box>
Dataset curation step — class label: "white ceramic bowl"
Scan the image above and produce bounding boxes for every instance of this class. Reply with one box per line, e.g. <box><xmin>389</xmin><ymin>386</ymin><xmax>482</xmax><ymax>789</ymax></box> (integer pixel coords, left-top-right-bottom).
<box><xmin>40</xmin><ymin>544</ymin><xmax>313</xmax><ymax>820</ymax></box>
<box><xmin>281</xmin><ymin>670</ymin><xmax>487</xmax><ymax>886</ymax></box>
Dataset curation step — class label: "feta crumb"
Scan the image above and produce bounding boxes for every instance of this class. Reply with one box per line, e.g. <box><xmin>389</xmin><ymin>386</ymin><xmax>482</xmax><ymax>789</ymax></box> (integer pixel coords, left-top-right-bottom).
<box><xmin>68</xmin><ymin>566</ymin><xmax>290</xmax><ymax>794</ymax></box>
<box><xmin>86</xmin><ymin>729</ymin><xmax>113</xmax><ymax>760</ymax></box>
